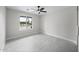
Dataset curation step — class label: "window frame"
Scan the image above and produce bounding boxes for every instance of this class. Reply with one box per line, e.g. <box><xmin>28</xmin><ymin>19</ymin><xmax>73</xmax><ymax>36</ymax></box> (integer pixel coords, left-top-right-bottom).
<box><xmin>19</xmin><ymin>16</ymin><xmax>32</xmax><ymax>31</ymax></box>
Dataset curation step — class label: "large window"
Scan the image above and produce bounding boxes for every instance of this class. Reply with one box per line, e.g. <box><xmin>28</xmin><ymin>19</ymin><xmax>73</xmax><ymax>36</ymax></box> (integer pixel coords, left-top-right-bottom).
<box><xmin>19</xmin><ymin>16</ymin><xmax>32</xmax><ymax>31</ymax></box>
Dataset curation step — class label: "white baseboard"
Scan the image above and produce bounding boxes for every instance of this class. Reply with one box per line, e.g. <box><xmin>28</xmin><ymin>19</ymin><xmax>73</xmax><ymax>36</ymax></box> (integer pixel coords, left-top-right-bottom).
<box><xmin>7</xmin><ymin>31</ymin><xmax>77</xmax><ymax>45</ymax></box>
<box><xmin>42</xmin><ymin>32</ymin><xmax>77</xmax><ymax>45</ymax></box>
<box><xmin>7</xmin><ymin>32</ymin><xmax>40</xmax><ymax>40</ymax></box>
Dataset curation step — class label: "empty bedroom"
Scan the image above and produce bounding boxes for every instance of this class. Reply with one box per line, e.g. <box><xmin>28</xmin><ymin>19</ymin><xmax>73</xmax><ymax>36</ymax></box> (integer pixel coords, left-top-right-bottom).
<box><xmin>0</xmin><ymin>6</ymin><xmax>78</xmax><ymax>52</ymax></box>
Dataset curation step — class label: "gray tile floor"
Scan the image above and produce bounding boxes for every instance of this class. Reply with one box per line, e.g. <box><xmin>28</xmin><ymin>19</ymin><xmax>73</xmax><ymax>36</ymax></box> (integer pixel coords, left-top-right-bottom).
<box><xmin>4</xmin><ymin>34</ymin><xmax>77</xmax><ymax>52</ymax></box>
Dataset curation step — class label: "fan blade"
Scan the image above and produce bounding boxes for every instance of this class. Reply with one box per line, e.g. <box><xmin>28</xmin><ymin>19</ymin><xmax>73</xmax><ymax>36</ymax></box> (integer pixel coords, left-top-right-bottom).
<box><xmin>40</xmin><ymin>11</ymin><xmax>47</xmax><ymax>13</ymax></box>
<box><xmin>40</xmin><ymin>8</ymin><xmax>44</xmax><ymax>11</ymax></box>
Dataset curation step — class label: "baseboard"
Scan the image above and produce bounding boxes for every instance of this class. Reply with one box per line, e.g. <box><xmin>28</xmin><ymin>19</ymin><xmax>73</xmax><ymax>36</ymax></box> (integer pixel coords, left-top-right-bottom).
<box><xmin>7</xmin><ymin>32</ymin><xmax>40</xmax><ymax>40</ymax></box>
<box><xmin>42</xmin><ymin>32</ymin><xmax>77</xmax><ymax>45</ymax></box>
<box><xmin>7</xmin><ymin>31</ymin><xmax>77</xmax><ymax>45</ymax></box>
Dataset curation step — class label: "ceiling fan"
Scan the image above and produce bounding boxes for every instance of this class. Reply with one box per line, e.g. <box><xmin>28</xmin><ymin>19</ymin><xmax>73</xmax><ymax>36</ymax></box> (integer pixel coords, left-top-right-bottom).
<box><xmin>26</xmin><ymin>6</ymin><xmax>47</xmax><ymax>14</ymax></box>
<box><xmin>37</xmin><ymin>6</ymin><xmax>47</xmax><ymax>14</ymax></box>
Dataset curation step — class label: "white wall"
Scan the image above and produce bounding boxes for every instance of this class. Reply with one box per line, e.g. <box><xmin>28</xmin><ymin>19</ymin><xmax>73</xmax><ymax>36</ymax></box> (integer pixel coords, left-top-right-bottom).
<box><xmin>6</xmin><ymin>8</ymin><xmax>40</xmax><ymax>40</ymax></box>
<box><xmin>40</xmin><ymin>7</ymin><xmax>77</xmax><ymax>44</ymax></box>
<box><xmin>78</xmin><ymin>7</ymin><xmax>79</xmax><ymax>52</ymax></box>
<box><xmin>0</xmin><ymin>6</ymin><xmax>6</xmax><ymax>49</ymax></box>
<box><xmin>6</xmin><ymin>7</ymin><xmax>77</xmax><ymax>44</ymax></box>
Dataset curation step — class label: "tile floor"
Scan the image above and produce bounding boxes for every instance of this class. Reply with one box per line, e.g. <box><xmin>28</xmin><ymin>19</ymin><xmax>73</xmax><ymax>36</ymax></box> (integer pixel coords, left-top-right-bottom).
<box><xmin>4</xmin><ymin>34</ymin><xmax>77</xmax><ymax>52</ymax></box>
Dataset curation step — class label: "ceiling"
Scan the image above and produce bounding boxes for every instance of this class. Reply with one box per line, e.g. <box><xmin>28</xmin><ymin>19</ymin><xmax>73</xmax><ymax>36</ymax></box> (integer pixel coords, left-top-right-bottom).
<box><xmin>6</xmin><ymin>6</ymin><xmax>72</xmax><ymax>15</ymax></box>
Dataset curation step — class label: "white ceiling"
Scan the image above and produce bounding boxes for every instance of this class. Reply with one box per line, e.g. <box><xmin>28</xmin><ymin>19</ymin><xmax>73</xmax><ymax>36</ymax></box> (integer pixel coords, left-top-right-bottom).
<box><xmin>6</xmin><ymin>6</ymin><xmax>72</xmax><ymax>15</ymax></box>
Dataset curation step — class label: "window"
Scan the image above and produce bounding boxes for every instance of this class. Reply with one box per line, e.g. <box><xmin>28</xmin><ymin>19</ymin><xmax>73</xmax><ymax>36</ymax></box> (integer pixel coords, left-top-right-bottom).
<box><xmin>19</xmin><ymin>16</ymin><xmax>32</xmax><ymax>31</ymax></box>
<box><xmin>27</xmin><ymin>16</ymin><xmax>32</xmax><ymax>29</ymax></box>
